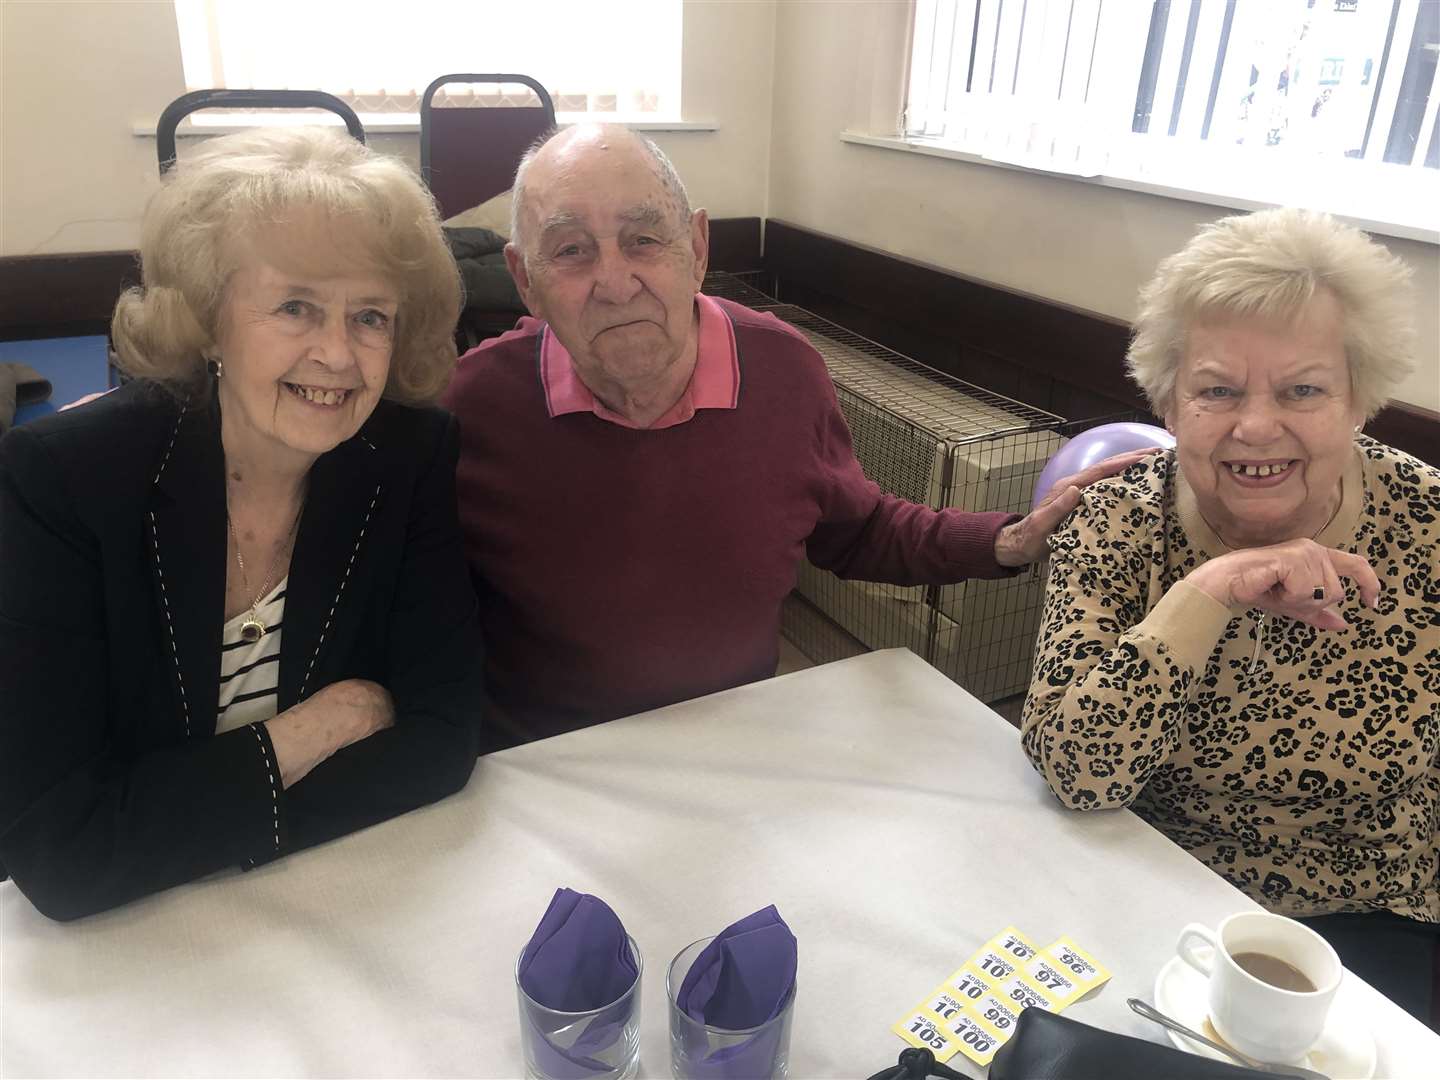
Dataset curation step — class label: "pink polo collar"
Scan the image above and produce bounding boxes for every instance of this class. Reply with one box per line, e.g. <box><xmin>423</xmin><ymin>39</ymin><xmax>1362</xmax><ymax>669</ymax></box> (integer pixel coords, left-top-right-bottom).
<box><xmin>538</xmin><ymin>293</ymin><xmax>740</xmax><ymax>430</ymax></box>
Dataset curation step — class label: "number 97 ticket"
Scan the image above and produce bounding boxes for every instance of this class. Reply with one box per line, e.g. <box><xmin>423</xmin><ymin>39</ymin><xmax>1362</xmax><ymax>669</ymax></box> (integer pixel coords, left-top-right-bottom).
<box><xmin>891</xmin><ymin>927</ymin><xmax>1110</xmax><ymax>1067</ymax></box>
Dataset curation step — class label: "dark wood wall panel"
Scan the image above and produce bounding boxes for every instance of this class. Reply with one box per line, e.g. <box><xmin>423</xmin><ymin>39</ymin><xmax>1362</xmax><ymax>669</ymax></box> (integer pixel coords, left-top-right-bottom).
<box><xmin>771</xmin><ymin>278</ymin><xmax>1141</xmax><ymax>424</ymax></box>
<box><xmin>763</xmin><ymin>219</ymin><xmax>1142</xmax><ymax>420</ymax></box>
<box><xmin>0</xmin><ymin>251</ymin><xmax>139</xmax><ymax>341</ymax></box>
<box><xmin>1374</xmin><ymin>401</ymin><xmax>1440</xmax><ymax>466</ymax></box>
<box><xmin>707</xmin><ymin>217</ymin><xmax>762</xmax><ymax>272</ymax></box>
<box><xmin>0</xmin><ymin>217</ymin><xmax>763</xmax><ymax>343</ymax></box>
<box><xmin>762</xmin><ymin>219</ymin><xmax>1438</xmax><ymax>466</ymax></box>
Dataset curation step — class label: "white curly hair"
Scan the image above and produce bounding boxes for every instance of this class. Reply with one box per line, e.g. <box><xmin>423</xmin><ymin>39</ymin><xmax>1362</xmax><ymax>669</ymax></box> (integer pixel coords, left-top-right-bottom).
<box><xmin>1127</xmin><ymin>208</ymin><xmax>1415</xmax><ymax>420</ymax></box>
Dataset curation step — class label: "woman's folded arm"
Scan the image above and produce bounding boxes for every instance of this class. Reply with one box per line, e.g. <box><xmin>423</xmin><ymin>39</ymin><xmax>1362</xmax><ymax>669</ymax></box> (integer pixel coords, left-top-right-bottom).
<box><xmin>1021</xmin><ymin>499</ymin><xmax>1234</xmax><ymax>810</ymax></box>
<box><xmin>279</xmin><ymin>414</ymin><xmax>483</xmax><ymax>853</ymax></box>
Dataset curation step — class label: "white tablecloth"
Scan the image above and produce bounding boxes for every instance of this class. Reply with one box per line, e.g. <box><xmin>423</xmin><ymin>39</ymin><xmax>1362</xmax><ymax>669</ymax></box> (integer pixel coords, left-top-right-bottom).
<box><xmin>2</xmin><ymin>649</ymin><xmax>1435</xmax><ymax>1077</ymax></box>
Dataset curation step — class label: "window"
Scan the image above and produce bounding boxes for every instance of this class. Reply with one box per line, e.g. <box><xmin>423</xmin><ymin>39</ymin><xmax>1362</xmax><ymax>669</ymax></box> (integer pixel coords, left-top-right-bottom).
<box><xmin>172</xmin><ymin>0</ymin><xmax>682</xmax><ymax>120</ymax></box>
<box><xmin>903</xmin><ymin>0</ymin><xmax>1438</xmax><ymax>236</ymax></box>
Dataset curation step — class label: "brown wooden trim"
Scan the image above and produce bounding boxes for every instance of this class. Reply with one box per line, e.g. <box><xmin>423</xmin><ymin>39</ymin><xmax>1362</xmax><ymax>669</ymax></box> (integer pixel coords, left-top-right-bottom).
<box><xmin>1368</xmin><ymin>400</ymin><xmax>1440</xmax><ymax>467</ymax></box>
<box><xmin>762</xmin><ymin>219</ymin><xmax>1439</xmax><ymax>466</ymax></box>
<box><xmin>0</xmin><ymin>251</ymin><xmax>140</xmax><ymax>341</ymax></box>
<box><xmin>707</xmin><ymin>217</ymin><xmax>762</xmax><ymax>272</ymax></box>
<box><xmin>763</xmin><ymin>219</ymin><xmax>1138</xmax><ymax>406</ymax></box>
<box><xmin>0</xmin><ymin>216</ymin><xmax>762</xmax><ymax>341</ymax></box>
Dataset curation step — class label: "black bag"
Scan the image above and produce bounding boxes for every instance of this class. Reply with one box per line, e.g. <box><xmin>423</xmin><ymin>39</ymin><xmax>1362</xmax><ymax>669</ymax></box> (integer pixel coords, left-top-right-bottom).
<box><xmin>988</xmin><ymin>1008</ymin><xmax>1278</xmax><ymax>1080</ymax></box>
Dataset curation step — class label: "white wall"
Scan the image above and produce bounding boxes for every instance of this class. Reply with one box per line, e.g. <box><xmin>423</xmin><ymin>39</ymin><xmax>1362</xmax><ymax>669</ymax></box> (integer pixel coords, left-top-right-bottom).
<box><xmin>0</xmin><ymin>0</ymin><xmax>776</xmax><ymax>256</ymax></box>
<box><xmin>1</xmin><ymin>1</ymin><xmax>188</xmax><ymax>255</ymax></box>
<box><xmin>667</xmin><ymin>0</ymin><xmax>777</xmax><ymax>222</ymax></box>
<box><xmin>766</xmin><ymin>1</ymin><xmax>1439</xmax><ymax>412</ymax></box>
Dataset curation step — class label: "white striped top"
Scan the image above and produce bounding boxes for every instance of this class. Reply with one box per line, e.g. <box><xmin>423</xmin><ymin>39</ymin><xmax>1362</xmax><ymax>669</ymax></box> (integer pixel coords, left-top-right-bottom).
<box><xmin>217</xmin><ymin>579</ymin><xmax>286</xmax><ymax>734</ymax></box>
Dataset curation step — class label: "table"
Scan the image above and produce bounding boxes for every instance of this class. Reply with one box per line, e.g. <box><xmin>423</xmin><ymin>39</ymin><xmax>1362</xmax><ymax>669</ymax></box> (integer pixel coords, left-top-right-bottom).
<box><xmin>3</xmin><ymin>649</ymin><xmax>1435</xmax><ymax>1077</ymax></box>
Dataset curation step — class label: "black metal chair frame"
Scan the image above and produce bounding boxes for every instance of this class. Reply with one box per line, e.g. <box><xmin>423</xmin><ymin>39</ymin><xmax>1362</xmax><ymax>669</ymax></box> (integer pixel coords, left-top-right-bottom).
<box><xmin>419</xmin><ymin>74</ymin><xmax>554</xmax><ymax>351</ymax></box>
<box><xmin>418</xmin><ymin>73</ymin><xmax>555</xmax><ymax>194</ymax></box>
<box><xmin>156</xmin><ymin>89</ymin><xmax>365</xmax><ymax>175</ymax></box>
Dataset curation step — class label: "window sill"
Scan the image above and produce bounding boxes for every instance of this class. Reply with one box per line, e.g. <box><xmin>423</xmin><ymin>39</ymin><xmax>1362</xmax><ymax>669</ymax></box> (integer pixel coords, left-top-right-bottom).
<box><xmin>134</xmin><ymin>114</ymin><xmax>718</xmax><ymax>137</ymax></box>
<box><xmin>840</xmin><ymin>131</ymin><xmax>1438</xmax><ymax>247</ymax></box>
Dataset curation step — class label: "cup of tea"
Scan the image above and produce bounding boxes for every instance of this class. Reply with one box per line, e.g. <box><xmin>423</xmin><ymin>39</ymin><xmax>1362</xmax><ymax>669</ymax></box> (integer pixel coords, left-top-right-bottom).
<box><xmin>1176</xmin><ymin>911</ymin><xmax>1341</xmax><ymax>1063</ymax></box>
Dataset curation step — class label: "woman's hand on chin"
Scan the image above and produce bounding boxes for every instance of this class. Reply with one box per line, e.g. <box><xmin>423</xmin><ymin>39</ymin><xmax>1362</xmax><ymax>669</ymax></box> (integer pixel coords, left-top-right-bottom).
<box><xmin>264</xmin><ymin>679</ymin><xmax>396</xmax><ymax>787</ymax></box>
<box><xmin>1186</xmin><ymin>539</ymin><xmax>1381</xmax><ymax>630</ymax></box>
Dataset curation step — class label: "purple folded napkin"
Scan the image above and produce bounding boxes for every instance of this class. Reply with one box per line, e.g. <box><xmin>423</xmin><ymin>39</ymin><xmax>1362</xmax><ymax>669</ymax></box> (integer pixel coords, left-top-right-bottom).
<box><xmin>518</xmin><ymin>889</ymin><xmax>640</xmax><ymax>1080</ymax></box>
<box><xmin>677</xmin><ymin>905</ymin><xmax>797</xmax><ymax>1030</ymax></box>
<box><xmin>519</xmin><ymin>887</ymin><xmax>639</xmax><ymax>1012</ymax></box>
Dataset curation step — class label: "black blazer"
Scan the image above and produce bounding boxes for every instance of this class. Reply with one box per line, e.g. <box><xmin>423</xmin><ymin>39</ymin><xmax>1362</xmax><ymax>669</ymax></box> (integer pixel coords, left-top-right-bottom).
<box><xmin>0</xmin><ymin>382</ymin><xmax>484</xmax><ymax>920</ymax></box>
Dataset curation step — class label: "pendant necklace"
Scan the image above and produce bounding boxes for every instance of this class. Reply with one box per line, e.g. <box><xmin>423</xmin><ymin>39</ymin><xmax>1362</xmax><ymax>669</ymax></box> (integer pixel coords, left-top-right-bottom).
<box><xmin>228</xmin><ymin>502</ymin><xmax>303</xmax><ymax>644</ymax></box>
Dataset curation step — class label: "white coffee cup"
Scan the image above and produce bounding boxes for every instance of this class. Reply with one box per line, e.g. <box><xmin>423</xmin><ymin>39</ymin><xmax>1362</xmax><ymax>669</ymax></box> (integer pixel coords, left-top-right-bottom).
<box><xmin>1176</xmin><ymin>911</ymin><xmax>1341</xmax><ymax>1064</ymax></box>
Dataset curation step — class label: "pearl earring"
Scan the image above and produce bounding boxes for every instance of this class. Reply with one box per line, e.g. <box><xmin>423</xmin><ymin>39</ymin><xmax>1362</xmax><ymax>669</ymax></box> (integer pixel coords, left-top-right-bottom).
<box><xmin>206</xmin><ymin>357</ymin><xmax>224</xmax><ymax>379</ymax></box>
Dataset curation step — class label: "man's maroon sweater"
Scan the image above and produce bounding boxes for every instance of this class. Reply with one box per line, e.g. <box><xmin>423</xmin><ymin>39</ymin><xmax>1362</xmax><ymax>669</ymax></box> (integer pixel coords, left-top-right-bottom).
<box><xmin>443</xmin><ymin>299</ymin><xmax>1016</xmax><ymax>747</ymax></box>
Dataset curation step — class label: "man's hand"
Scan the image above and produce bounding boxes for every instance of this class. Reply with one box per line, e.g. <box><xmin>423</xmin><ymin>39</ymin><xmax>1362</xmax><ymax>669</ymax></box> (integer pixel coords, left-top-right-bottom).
<box><xmin>994</xmin><ymin>448</ymin><xmax>1160</xmax><ymax>568</ymax></box>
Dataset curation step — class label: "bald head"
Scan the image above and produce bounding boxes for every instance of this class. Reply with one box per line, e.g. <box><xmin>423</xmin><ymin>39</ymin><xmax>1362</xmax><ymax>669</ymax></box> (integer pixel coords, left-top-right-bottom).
<box><xmin>497</xmin><ymin>120</ymin><xmax>710</xmax><ymax>424</ymax></box>
<box><xmin>509</xmin><ymin>124</ymin><xmax>691</xmax><ymax>258</ymax></box>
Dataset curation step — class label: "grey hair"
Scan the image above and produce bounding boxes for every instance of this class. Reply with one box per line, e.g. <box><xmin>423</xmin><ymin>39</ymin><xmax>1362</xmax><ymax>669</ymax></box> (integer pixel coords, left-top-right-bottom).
<box><xmin>509</xmin><ymin>124</ymin><xmax>691</xmax><ymax>253</ymax></box>
<box><xmin>1127</xmin><ymin>207</ymin><xmax>1416</xmax><ymax>420</ymax></box>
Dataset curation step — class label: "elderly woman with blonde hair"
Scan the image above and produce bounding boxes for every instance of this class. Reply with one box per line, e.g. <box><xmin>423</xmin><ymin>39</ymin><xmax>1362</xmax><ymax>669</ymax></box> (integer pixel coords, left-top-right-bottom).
<box><xmin>0</xmin><ymin>128</ymin><xmax>484</xmax><ymax>920</ymax></box>
<box><xmin>1022</xmin><ymin>207</ymin><xmax>1439</xmax><ymax>1024</ymax></box>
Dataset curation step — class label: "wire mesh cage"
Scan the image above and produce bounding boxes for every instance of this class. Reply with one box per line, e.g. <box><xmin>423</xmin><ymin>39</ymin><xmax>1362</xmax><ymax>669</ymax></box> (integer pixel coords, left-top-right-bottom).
<box><xmin>762</xmin><ymin>304</ymin><xmax>1066</xmax><ymax>703</ymax></box>
<box><xmin>701</xmin><ymin>270</ymin><xmax>779</xmax><ymax>309</ymax></box>
<box><xmin>702</xmin><ymin>272</ymin><xmax>1145</xmax><ymax>703</ymax></box>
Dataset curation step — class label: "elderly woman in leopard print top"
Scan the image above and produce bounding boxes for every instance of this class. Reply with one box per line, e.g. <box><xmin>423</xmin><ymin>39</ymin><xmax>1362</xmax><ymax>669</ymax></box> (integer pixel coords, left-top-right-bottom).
<box><xmin>1022</xmin><ymin>208</ymin><xmax>1439</xmax><ymax>1026</ymax></box>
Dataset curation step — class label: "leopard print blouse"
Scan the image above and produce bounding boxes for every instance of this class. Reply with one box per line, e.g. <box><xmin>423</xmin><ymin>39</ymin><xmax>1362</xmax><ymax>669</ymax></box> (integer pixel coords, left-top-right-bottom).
<box><xmin>1022</xmin><ymin>437</ymin><xmax>1439</xmax><ymax>920</ymax></box>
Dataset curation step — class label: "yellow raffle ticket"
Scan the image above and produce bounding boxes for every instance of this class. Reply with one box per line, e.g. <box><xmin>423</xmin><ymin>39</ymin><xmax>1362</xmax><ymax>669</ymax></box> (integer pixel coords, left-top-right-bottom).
<box><xmin>892</xmin><ymin>927</ymin><xmax>1111</xmax><ymax>1068</ymax></box>
<box><xmin>892</xmin><ymin>1006</ymin><xmax>960</xmax><ymax>1063</ymax></box>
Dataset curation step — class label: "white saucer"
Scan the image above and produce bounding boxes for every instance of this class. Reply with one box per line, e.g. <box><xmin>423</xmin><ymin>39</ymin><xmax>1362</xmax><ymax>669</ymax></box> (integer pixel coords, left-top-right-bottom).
<box><xmin>1153</xmin><ymin>946</ymin><xmax>1376</xmax><ymax>1079</ymax></box>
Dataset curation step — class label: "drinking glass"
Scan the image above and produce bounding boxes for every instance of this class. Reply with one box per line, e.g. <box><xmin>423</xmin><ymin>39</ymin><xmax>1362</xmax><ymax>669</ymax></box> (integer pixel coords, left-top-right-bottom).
<box><xmin>516</xmin><ymin>935</ymin><xmax>643</xmax><ymax>1080</ymax></box>
<box><xmin>666</xmin><ymin>936</ymin><xmax>795</xmax><ymax>1080</ymax></box>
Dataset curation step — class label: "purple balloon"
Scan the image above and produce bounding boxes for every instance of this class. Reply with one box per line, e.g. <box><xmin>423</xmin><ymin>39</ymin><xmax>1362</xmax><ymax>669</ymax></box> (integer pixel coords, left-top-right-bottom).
<box><xmin>1032</xmin><ymin>422</ymin><xmax>1175</xmax><ymax>509</ymax></box>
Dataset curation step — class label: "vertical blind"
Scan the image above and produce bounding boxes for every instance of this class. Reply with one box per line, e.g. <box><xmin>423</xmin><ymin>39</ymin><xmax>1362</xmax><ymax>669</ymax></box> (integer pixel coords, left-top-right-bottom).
<box><xmin>906</xmin><ymin>0</ymin><xmax>1439</xmax><ymax>177</ymax></box>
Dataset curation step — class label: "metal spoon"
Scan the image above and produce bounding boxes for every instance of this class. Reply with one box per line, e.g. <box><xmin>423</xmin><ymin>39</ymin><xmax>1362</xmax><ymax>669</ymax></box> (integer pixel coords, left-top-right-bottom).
<box><xmin>1127</xmin><ymin>998</ymin><xmax>1330</xmax><ymax>1080</ymax></box>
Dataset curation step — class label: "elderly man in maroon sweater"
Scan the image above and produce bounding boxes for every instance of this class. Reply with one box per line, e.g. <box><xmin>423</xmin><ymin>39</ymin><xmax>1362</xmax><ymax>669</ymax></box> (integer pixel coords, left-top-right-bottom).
<box><xmin>441</xmin><ymin>124</ymin><xmax>1145</xmax><ymax>750</ymax></box>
